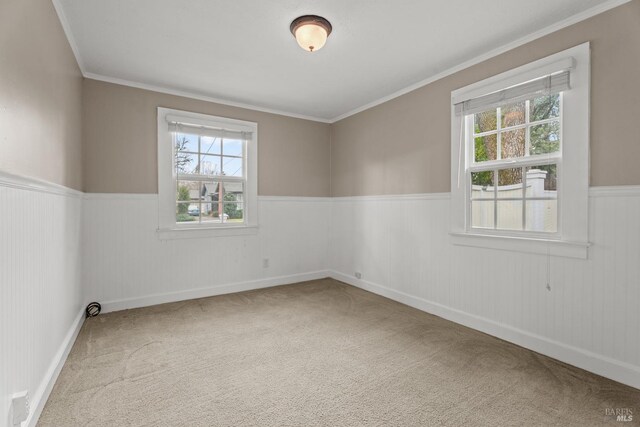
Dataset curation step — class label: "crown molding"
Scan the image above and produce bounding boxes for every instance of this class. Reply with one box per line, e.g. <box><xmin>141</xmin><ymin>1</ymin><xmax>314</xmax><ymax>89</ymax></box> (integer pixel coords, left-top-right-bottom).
<box><xmin>83</xmin><ymin>73</ymin><xmax>332</xmax><ymax>124</ymax></box>
<box><xmin>329</xmin><ymin>0</ymin><xmax>632</xmax><ymax>122</ymax></box>
<box><xmin>51</xmin><ymin>0</ymin><xmax>86</xmax><ymax>75</ymax></box>
<box><xmin>52</xmin><ymin>0</ymin><xmax>631</xmax><ymax>124</ymax></box>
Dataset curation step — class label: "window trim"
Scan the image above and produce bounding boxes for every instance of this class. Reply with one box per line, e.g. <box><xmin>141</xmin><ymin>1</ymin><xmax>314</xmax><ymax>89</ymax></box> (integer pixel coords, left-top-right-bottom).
<box><xmin>450</xmin><ymin>43</ymin><xmax>590</xmax><ymax>259</ymax></box>
<box><xmin>157</xmin><ymin>107</ymin><xmax>258</xmax><ymax>239</ymax></box>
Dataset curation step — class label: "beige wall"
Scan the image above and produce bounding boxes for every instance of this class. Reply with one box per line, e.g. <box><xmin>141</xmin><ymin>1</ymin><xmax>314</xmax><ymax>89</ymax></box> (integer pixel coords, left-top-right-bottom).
<box><xmin>0</xmin><ymin>0</ymin><xmax>83</xmax><ymax>190</ymax></box>
<box><xmin>83</xmin><ymin>79</ymin><xmax>331</xmax><ymax>196</ymax></box>
<box><xmin>331</xmin><ymin>1</ymin><xmax>640</xmax><ymax>197</ymax></box>
<box><xmin>4</xmin><ymin>2</ymin><xmax>636</xmax><ymax>197</ymax></box>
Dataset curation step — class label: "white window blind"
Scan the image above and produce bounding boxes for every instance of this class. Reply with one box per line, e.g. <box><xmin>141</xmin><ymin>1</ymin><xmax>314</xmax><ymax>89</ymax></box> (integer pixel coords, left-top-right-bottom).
<box><xmin>167</xmin><ymin>122</ymin><xmax>251</xmax><ymax>140</ymax></box>
<box><xmin>454</xmin><ymin>70</ymin><xmax>571</xmax><ymax>116</ymax></box>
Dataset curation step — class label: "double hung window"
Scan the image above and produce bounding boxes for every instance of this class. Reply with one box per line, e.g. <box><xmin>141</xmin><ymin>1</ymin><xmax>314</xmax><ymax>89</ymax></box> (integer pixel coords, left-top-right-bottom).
<box><xmin>450</xmin><ymin>43</ymin><xmax>590</xmax><ymax>258</ymax></box>
<box><xmin>157</xmin><ymin>108</ymin><xmax>258</xmax><ymax>238</ymax></box>
<box><xmin>466</xmin><ymin>81</ymin><xmax>564</xmax><ymax>234</ymax></box>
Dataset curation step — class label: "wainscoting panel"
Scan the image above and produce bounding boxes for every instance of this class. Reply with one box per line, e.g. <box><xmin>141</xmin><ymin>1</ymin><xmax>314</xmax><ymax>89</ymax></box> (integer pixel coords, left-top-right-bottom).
<box><xmin>328</xmin><ymin>190</ymin><xmax>640</xmax><ymax>389</ymax></box>
<box><xmin>0</xmin><ymin>174</ymin><xmax>84</xmax><ymax>427</ymax></box>
<box><xmin>5</xmin><ymin>181</ymin><xmax>639</xmax><ymax>427</ymax></box>
<box><xmin>82</xmin><ymin>195</ymin><xmax>331</xmax><ymax>310</ymax></box>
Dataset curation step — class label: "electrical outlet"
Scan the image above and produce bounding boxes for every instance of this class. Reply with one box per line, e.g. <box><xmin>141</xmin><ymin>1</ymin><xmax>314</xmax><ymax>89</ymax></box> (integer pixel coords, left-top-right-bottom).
<box><xmin>354</xmin><ymin>272</ymin><xmax>362</xmax><ymax>279</ymax></box>
<box><xmin>262</xmin><ymin>258</ymin><xmax>269</xmax><ymax>268</ymax></box>
<box><xmin>12</xmin><ymin>391</ymin><xmax>29</xmax><ymax>425</ymax></box>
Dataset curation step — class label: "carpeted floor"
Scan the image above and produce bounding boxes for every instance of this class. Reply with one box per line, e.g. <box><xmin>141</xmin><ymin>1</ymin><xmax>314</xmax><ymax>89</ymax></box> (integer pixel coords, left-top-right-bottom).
<box><xmin>39</xmin><ymin>278</ymin><xmax>639</xmax><ymax>426</ymax></box>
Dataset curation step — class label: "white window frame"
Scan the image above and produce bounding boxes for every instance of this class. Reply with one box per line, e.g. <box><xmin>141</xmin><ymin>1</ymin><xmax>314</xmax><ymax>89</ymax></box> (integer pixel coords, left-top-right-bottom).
<box><xmin>157</xmin><ymin>107</ymin><xmax>258</xmax><ymax>239</ymax></box>
<box><xmin>450</xmin><ymin>43</ymin><xmax>590</xmax><ymax>259</ymax></box>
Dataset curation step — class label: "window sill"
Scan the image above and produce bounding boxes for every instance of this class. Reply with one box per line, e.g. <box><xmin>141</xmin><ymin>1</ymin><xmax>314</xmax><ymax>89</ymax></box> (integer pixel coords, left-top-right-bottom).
<box><xmin>157</xmin><ymin>225</ymin><xmax>258</xmax><ymax>240</ymax></box>
<box><xmin>449</xmin><ymin>232</ymin><xmax>589</xmax><ymax>259</ymax></box>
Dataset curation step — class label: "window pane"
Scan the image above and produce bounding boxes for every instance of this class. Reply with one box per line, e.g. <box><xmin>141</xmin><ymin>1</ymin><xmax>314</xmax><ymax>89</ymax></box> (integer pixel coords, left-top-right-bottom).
<box><xmin>530</xmin><ymin>121</ymin><xmax>560</xmax><ymax>155</ymax></box>
<box><xmin>497</xmin><ymin>200</ymin><xmax>523</xmax><ymax>231</ymax></box>
<box><xmin>501</xmin><ymin>101</ymin><xmax>526</xmax><ymax>128</ymax></box>
<box><xmin>497</xmin><ymin>168</ymin><xmax>523</xmax><ymax>199</ymax></box>
<box><xmin>175</xmin><ymin>133</ymin><xmax>198</xmax><ymax>153</ymax></box>
<box><xmin>474</xmin><ymin>134</ymin><xmax>497</xmax><ymax>162</ymax></box>
<box><xmin>223</xmin><ymin>139</ymin><xmax>243</xmax><ymax>157</ymax></box>
<box><xmin>200</xmin><ymin>181</ymin><xmax>219</xmax><ymax>201</ymax></box>
<box><xmin>176</xmin><ymin>203</ymin><xmax>196</xmax><ymax>223</ymax></box>
<box><xmin>201</xmin><ymin>213</ymin><xmax>223</xmax><ymax>224</ymax></box>
<box><xmin>526</xmin><ymin>165</ymin><xmax>557</xmax><ymax>195</ymax></box>
<box><xmin>176</xmin><ymin>152</ymin><xmax>198</xmax><ymax>174</ymax></box>
<box><xmin>189</xmin><ymin>203</ymin><xmax>201</xmax><ymax>221</ymax></box>
<box><xmin>176</xmin><ymin>180</ymin><xmax>201</xmax><ymax>203</ymax></box>
<box><xmin>223</xmin><ymin>157</ymin><xmax>243</xmax><ymax>177</ymax></box>
<box><xmin>220</xmin><ymin>182</ymin><xmax>244</xmax><ymax>223</ymax></box>
<box><xmin>202</xmin><ymin>202</ymin><xmax>225</xmax><ymax>223</ymax></box>
<box><xmin>474</xmin><ymin>109</ymin><xmax>497</xmax><ymax>133</ymax></box>
<box><xmin>201</xmin><ymin>136</ymin><xmax>221</xmax><ymax>155</ymax></box>
<box><xmin>471</xmin><ymin>200</ymin><xmax>494</xmax><ymax>229</ymax></box>
<box><xmin>199</xmin><ymin>182</ymin><xmax>223</xmax><ymax>223</ymax></box>
<box><xmin>223</xmin><ymin>203</ymin><xmax>244</xmax><ymax>223</ymax></box>
<box><xmin>526</xmin><ymin>199</ymin><xmax>557</xmax><ymax>232</ymax></box>
<box><xmin>200</xmin><ymin>199</ymin><xmax>222</xmax><ymax>223</ymax></box>
<box><xmin>529</xmin><ymin>94</ymin><xmax>560</xmax><ymax>122</ymax></box>
<box><xmin>198</xmin><ymin>199</ymin><xmax>213</xmax><ymax>217</ymax></box>
<box><xmin>221</xmin><ymin>182</ymin><xmax>244</xmax><ymax>202</ymax></box>
<box><xmin>199</xmin><ymin>182</ymin><xmax>217</xmax><ymax>221</ymax></box>
<box><xmin>471</xmin><ymin>171</ymin><xmax>494</xmax><ymax>199</ymax></box>
<box><xmin>500</xmin><ymin>128</ymin><xmax>525</xmax><ymax>159</ymax></box>
<box><xmin>200</xmin><ymin>155</ymin><xmax>222</xmax><ymax>176</ymax></box>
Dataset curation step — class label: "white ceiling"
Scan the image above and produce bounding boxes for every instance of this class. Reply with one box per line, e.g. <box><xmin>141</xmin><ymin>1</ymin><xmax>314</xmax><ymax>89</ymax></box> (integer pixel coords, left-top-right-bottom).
<box><xmin>56</xmin><ymin>0</ymin><xmax>617</xmax><ymax>121</ymax></box>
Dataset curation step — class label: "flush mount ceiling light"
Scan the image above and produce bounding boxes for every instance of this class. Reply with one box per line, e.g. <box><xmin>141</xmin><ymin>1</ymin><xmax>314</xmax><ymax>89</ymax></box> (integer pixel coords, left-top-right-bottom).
<box><xmin>290</xmin><ymin>15</ymin><xmax>332</xmax><ymax>52</ymax></box>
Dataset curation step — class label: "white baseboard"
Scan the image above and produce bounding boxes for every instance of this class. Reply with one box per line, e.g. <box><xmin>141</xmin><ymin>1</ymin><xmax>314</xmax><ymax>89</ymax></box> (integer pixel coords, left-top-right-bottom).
<box><xmin>100</xmin><ymin>270</ymin><xmax>331</xmax><ymax>313</ymax></box>
<box><xmin>329</xmin><ymin>270</ymin><xmax>640</xmax><ymax>391</ymax></box>
<box><xmin>27</xmin><ymin>308</ymin><xmax>85</xmax><ymax>427</ymax></box>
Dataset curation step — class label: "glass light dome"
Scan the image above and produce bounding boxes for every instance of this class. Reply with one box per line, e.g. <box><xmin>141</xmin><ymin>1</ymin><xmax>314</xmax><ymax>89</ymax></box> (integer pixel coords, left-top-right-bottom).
<box><xmin>290</xmin><ymin>15</ymin><xmax>332</xmax><ymax>52</ymax></box>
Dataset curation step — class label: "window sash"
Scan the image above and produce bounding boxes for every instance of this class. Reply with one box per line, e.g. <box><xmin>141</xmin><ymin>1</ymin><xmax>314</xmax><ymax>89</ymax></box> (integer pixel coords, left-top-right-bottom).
<box><xmin>468</xmin><ymin>164</ymin><xmax>559</xmax><ymax>234</ymax></box>
<box><xmin>467</xmin><ymin>94</ymin><xmax>562</xmax><ymax>170</ymax></box>
<box><xmin>174</xmin><ymin>132</ymin><xmax>246</xmax><ymax>179</ymax></box>
<box><xmin>174</xmin><ymin>179</ymin><xmax>246</xmax><ymax>225</ymax></box>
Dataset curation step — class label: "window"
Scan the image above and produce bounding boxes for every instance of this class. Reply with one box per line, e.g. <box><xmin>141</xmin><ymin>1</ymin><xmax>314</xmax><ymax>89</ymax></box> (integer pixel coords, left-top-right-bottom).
<box><xmin>450</xmin><ymin>43</ymin><xmax>590</xmax><ymax>258</ymax></box>
<box><xmin>468</xmin><ymin>92</ymin><xmax>561</xmax><ymax>234</ymax></box>
<box><xmin>157</xmin><ymin>108</ymin><xmax>258</xmax><ymax>238</ymax></box>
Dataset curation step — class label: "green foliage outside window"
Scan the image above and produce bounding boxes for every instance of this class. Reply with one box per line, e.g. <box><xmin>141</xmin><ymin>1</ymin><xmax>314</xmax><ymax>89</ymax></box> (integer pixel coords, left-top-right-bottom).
<box><xmin>223</xmin><ymin>193</ymin><xmax>243</xmax><ymax>219</ymax></box>
<box><xmin>177</xmin><ymin>185</ymin><xmax>190</xmax><ymax>214</ymax></box>
<box><xmin>472</xmin><ymin>94</ymin><xmax>559</xmax><ymax>188</ymax></box>
<box><xmin>473</xmin><ymin>136</ymin><xmax>493</xmax><ymax>186</ymax></box>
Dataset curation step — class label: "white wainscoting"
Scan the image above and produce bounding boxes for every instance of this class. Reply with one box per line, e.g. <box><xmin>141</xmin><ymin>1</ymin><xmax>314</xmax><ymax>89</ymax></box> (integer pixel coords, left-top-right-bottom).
<box><xmin>328</xmin><ymin>189</ymin><xmax>640</xmax><ymax>390</ymax></box>
<box><xmin>82</xmin><ymin>195</ymin><xmax>331</xmax><ymax>311</ymax></box>
<box><xmin>0</xmin><ymin>172</ymin><xmax>84</xmax><ymax>427</ymax></box>
<box><xmin>4</xmin><ymin>178</ymin><xmax>639</xmax><ymax>427</ymax></box>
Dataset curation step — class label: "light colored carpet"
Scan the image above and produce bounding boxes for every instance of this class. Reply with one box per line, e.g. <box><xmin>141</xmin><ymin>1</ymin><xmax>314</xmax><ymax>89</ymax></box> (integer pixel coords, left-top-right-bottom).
<box><xmin>39</xmin><ymin>278</ymin><xmax>639</xmax><ymax>426</ymax></box>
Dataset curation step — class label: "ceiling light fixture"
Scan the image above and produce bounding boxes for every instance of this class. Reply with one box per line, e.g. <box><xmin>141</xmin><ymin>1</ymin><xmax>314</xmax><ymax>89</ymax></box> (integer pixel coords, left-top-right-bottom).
<box><xmin>290</xmin><ymin>15</ymin><xmax>332</xmax><ymax>52</ymax></box>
